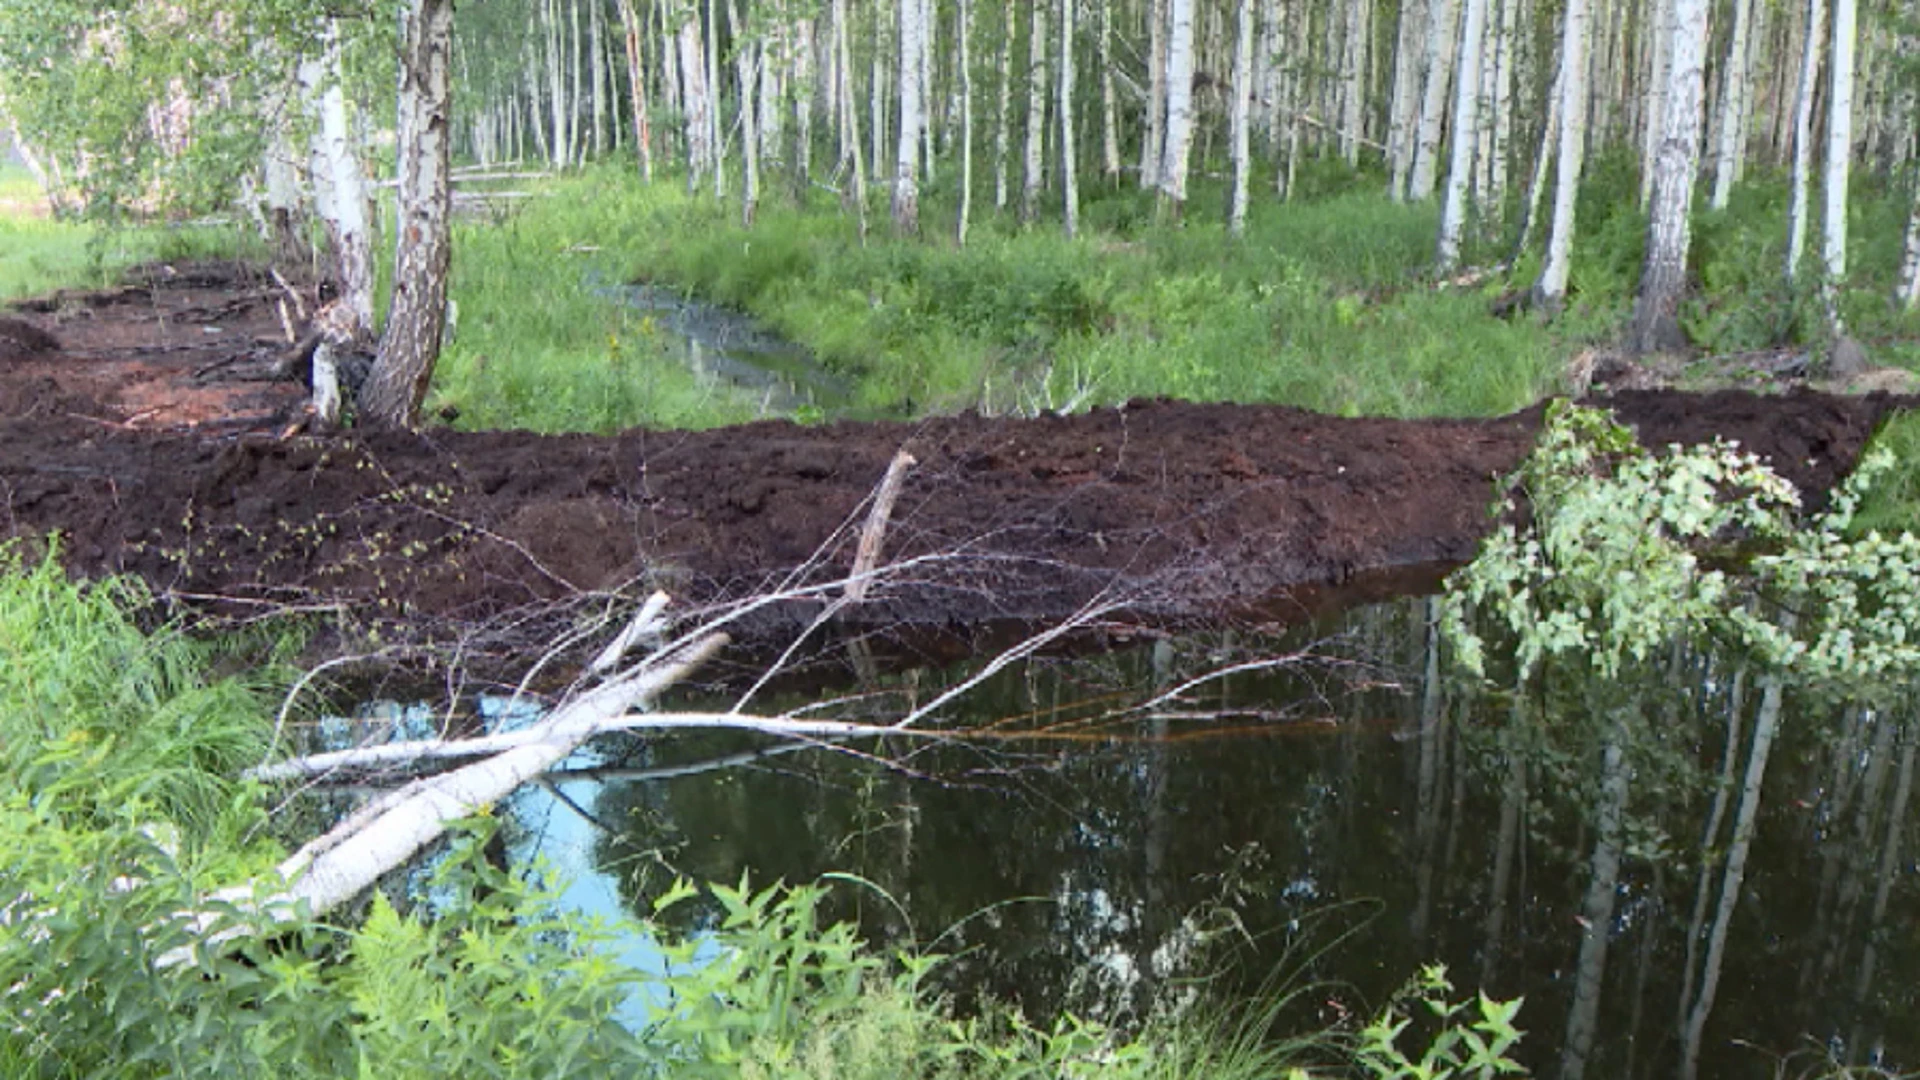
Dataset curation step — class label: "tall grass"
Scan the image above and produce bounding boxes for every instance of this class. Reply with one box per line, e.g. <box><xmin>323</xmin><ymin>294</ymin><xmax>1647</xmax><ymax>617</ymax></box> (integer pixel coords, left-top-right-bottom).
<box><xmin>569</xmin><ymin>176</ymin><xmax>1567</xmax><ymax>419</ymax></box>
<box><xmin>429</xmin><ymin>176</ymin><xmax>764</xmax><ymax>433</ymax></box>
<box><xmin>0</xmin><ymin>165</ymin><xmax>251</xmax><ymax>302</ymax></box>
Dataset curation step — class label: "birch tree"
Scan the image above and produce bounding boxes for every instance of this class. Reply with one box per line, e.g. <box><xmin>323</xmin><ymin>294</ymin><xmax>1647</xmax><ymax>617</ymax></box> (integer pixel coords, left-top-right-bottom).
<box><xmin>994</xmin><ymin>0</ymin><xmax>1015</xmax><ymax>208</ymax></box>
<box><xmin>1629</xmin><ymin>0</ymin><xmax>1709</xmax><ymax>354</ymax></box>
<box><xmin>1021</xmin><ymin>0</ymin><xmax>1049</xmax><ymax>224</ymax></box>
<box><xmin>615</xmin><ymin>0</ymin><xmax>654</xmax><ymax>179</ymax></box>
<box><xmin>1533</xmin><ymin>0</ymin><xmax>1591</xmax><ymax>309</ymax></box>
<box><xmin>1159</xmin><ymin>0</ymin><xmax>1196</xmax><ymax>216</ymax></box>
<box><xmin>1898</xmin><ymin>185</ymin><xmax>1920</xmax><ymax>309</ymax></box>
<box><xmin>1058</xmin><ymin>0</ymin><xmax>1078</xmax><ymax>236</ymax></box>
<box><xmin>1407</xmin><ymin>0</ymin><xmax>1463</xmax><ymax>200</ymax></box>
<box><xmin>677</xmin><ymin>9</ymin><xmax>716</xmax><ymax>190</ymax></box>
<box><xmin>1387</xmin><ymin>0</ymin><xmax>1429</xmax><ymax>196</ymax></box>
<box><xmin>1709</xmin><ymin>0</ymin><xmax>1756</xmax><ymax>208</ymax></box>
<box><xmin>1142</xmin><ymin>0</ymin><xmax>1169</xmax><ymax>188</ymax></box>
<box><xmin>1437</xmin><ymin>0</ymin><xmax>1492</xmax><ymax>270</ymax></box>
<box><xmin>1786</xmin><ymin>0</ymin><xmax>1827</xmax><ymax>283</ymax></box>
<box><xmin>361</xmin><ymin>0</ymin><xmax>454</xmax><ymax>429</ymax></box>
<box><xmin>1228</xmin><ymin>0</ymin><xmax>1256</xmax><ymax>237</ymax></box>
<box><xmin>1098</xmin><ymin>0</ymin><xmax>1121</xmax><ymax>182</ymax></box>
<box><xmin>958</xmin><ymin>0</ymin><xmax>976</xmax><ymax>243</ymax></box>
<box><xmin>893</xmin><ymin>0</ymin><xmax>928</xmax><ymax>234</ymax></box>
<box><xmin>1822</xmin><ymin>0</ymin><xmax>1858</xmax><ymax>328</ymax></box>
<box><xmin>299</xmin><ymin>20</ymin><xmax>376</xmax><ymax>343</ymax></box>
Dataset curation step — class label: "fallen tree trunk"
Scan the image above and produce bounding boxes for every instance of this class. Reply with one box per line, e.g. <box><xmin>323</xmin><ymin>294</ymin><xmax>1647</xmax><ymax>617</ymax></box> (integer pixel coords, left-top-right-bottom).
<box><xmin>164</xmin><ymin>597</ymin><xmax>721</xmax><ymax>965</ymax></box>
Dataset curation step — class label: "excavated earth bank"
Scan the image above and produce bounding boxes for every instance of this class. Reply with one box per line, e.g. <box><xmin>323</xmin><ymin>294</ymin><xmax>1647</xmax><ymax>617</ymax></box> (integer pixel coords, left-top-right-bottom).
<box><xmin>2</xmin><ymin>261</ymin><xmax>1913</xmax><ymax>649</ymax></box>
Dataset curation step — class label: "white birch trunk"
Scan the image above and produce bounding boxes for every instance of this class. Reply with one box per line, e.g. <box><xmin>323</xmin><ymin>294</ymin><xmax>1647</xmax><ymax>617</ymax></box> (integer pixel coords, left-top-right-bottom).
<box><xmin>1709</xmin><ymin>0</ymin><xmax>1755</xmax><ymax>208</ymax></box>
<box><xmin>1159</xmin><ymin>0</ymin><xmax>1196</xmax><ymax>214</ymax></box>
<box><xmin>1533</xmin><ymin>0</ymin><xmax>1589</xmax><ymax>307</ymax></box>
<box><xmin>836</xmin><ymin>0</ymin><xmax>870</xmax><ymax>239</ymax></box>
<box><xmin>1258</xmin><ymin>0</ymin><xmax>1282</xmax><ymax>157</ymax></box>
<box><xmin>1408</xmin><ymin>0</ymin><xmax>1463</xmax><ymax>201</ymax></box>
<box><xmin>1339</xmin><ymin>0</ymin><xmax>1371</xmax><ymax>166</ymax></box>
<box><xmin>1488</xmin><ymin>0</ymin><xmax>1517</xmax><ymax>209</ymax></box>
<box><xmin>1228</xmin><ymin>0</ymin><xmax>1255</xmax><ymax>236</ymax></box>
<box><xmin>1786</xmin><ymin>0</ymin><xmax>1826</xmax><ymax>283</ymax></box>
<box><xmin>894</xmin><ymin>0</ymin><xmax>927</xmax><ymax>234</ymax></box>
<box><xmin>1021</xmin><ymin>0</ymin><xmax>1050</xmax><ymax>224</ymax></box>
<box><xmin>958</xmin><ymin>0</ymin><xmax>976</xmax><ymax>243</ymax></box>
<box><xmin>1059</xmin><ymin>0</ymin><xmax>1079</xmax><ymax>236</ymax></box>
<box><xmin>1640</xmin><ymin>0</ymin><xmax>1673</xmax><ymax>206</ymax></box>
<box><xmin>1099</xmin><ymin>0</ymin><xmax>1121</xmax><ymax>181</ymax></box>
<box><xmin>1822</xmin><ymin>0</ymin><xmax>1857</xmax><ymax>322</ymax></box>
<box><xmin>792</xmin><ymin>16</ymin><xmax>815</xmax><ymax>192</ymax></box>
<box><xmin>1142</xmin><ymin>0</ymin><xmax>1169</xmax><ymax>188</ymax></box>
<box><xmin>546</xmin><ymin>0</ymin><xmax>569</xmax><ymax>168</ymax></box>
<box><xmin>708</xmin><ymin>0</ymin><xmax>725</xmax><ymax>198</ymax></box>
<box><xmin>1387</xmin><ymin>0</ymin><xmax>1430</xmax><ymax>196</ymax></box>
<box><xmin>1629</xmin><ymin>0</ymin><xmax>1709</xmax><ymax>353</ymax></box>
<box><xmin>734</xmin><ymin>0</ymin><xmax>761</xmax><ymax>227</ymax></box>
<box><xmin>591</xmin><ymin>0</ymin><xmax>609</xmax><ymax>158</ymax></box>
<box><xmin>1897</xmin><ymin>184</ymin><xmax>1920</xmax><ymax>310</ymax></box>
<box><xmin>361</xmin><ymin>0</ymin><xmax>454</xmax><ymax>429</ymax></box>
<box><xmin>994</xmin><ymin>0</ymin><xmax>1016</xmax><ymax>208</ymax></box>
<box><xmin>616</xmin><ymin>0</ymin><xmax>655</xmax><ymax>180</ymax></box>
<box><xmin>678</xmin><ymin>12</ymin><xmax>715</xmax><ymax>190</ymax></box>
<box><xmin>1437</xmin><ymin>0</ymin><xmax>1491</xmax><ymax>270</ymax></box>
<box><xmin>299</xmin><ymin>20</ymin><xmax>376</xmax><ymax>343</ymax></box>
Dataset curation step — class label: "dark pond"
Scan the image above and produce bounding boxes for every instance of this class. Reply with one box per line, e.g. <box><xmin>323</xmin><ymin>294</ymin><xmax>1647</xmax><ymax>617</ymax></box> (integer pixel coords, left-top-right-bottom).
<box><xmin>497</xmin><ymin>592</ymin><xmax>1919</xmax><ymax>1079</ymax></box>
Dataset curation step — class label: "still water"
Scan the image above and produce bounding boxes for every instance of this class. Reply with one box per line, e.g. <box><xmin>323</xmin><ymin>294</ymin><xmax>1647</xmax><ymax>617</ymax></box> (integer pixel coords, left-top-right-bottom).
<box><xmin>497</xmin><ymin>593</ymin><xmax>1916</xmax><ymax>1078</ymax></box>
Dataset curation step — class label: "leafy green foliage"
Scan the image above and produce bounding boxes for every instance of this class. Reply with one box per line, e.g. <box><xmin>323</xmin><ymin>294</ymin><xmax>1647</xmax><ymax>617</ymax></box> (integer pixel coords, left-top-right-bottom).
<box><xmin>1354</xmin><ymin>965</ymin><xmax>1526</xmax><ymax>1080</ymax></box>
<box><xmin>1444</xmin><ymin>403</ymin><xmax>1920</xmax><ymax>701</ymax></box>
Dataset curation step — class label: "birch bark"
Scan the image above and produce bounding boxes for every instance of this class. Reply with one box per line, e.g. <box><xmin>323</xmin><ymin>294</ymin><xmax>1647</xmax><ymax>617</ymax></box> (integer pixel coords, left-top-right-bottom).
<box><xmin>1159</xmin><ymin>0</ymin><xmax>1196</xmax><ymax>215</ymax></box>
<box><xmin>1142</xmin><ymin>0</ymin><xmax>1169</xmax><ymax>188</ymax></box>
<box><xmin>1786</xmin><ymin>0</ymin><xmax>1826</xmax><ymax>283</ymax></box>
<box><xmin>1532</xmin><ymin>0</ymin><xmax>1589</xmax><ymax>308</ymax></box>
<box><xmin>299</xmin><ymin>20</ymin><xmax>376</xmax><ymax>342</ymax></box>
<box><xmin>1058</xmin><ymin>0</ymin><xmax>1079</xmax><ymax>235</ymax></box>
<box><xmin>1709</xmin><ymin>0</ymin><xmax>1755</xmax><ymax>208</ymax></box>
<box><xmin>1408</xmin><ymin>0</ymin><xmax>1463</xmax><ymax>200</ymax></box>
<box><xmin>616</xmin><ymin>0</ymin><xmax>654</xmax><ymax>179</ymax></box>
<box><xmin>1229</xmin><ymin>0</ymin><xmax>1255</xmax><ymax>236</ymax></box>
<box><xmin>1822</xmin><ymin>0</ymin><xmax>1857</xmax><ymax>324</ymax></box>
<box><xmin>1387</xmin><ymin>0</ymin><xmax>1430</xmax><ymax>195</ymax></box>
<box><xmin>361</xmin><ymin>0</ymin><xmax>454</xmax><ymax>429</ymax></box>
<box><xmin>1629</xmin><ymin>0</ymin><xmax>1709</xmax><ymax>354</ymax></box>
<box><xmin>1021</xmin><ymin>0</ymin><xmax>1050</xmax><ymax>223</ymax></box>
<box><xmin>1437</xmin><ymin>0</ymin><xmax>1491</xmax><ymax>270</ymax></box>
<box><xmin>894</xmin><ymin>0</ymin><xmax>927</xmax><ymax>234</ymax></box>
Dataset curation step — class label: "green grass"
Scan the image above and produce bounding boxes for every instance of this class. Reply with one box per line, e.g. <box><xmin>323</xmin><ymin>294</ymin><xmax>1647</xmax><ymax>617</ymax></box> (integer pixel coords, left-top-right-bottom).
<box><xmin>428</xmin><ymin>175</ymin><xmax>766</xmax><ymax>433</ymax></box>
<box><xmin>564</xmin><ymin>175</ymin><xmax>1569</xmax><ymax>420</ymax></box>
<box><xmin>0</xmin><ymin>164</ymin><xmax>252</xmax><ymax>302</ymax></box>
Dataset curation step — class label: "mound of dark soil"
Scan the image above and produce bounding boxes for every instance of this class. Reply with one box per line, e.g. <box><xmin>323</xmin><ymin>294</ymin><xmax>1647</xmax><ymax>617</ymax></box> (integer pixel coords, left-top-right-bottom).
<box><xmin>1</xmin><ymin>262</ymin><xmax>1912</xmax><ymax>648</ymax></box>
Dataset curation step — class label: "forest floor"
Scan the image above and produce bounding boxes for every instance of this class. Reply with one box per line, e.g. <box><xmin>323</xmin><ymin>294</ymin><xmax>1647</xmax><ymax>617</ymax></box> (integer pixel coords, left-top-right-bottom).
<box><xmin>1</xmin><ymin>260</ymin><xmax>1913</xmax><ymax>654</ymax></box>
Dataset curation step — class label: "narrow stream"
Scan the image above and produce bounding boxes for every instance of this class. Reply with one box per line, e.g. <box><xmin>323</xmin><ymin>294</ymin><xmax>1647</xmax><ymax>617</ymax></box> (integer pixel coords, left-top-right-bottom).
<box><xmin>487</xmin><ymin>592</ymin><xmax>1919</xmax><ymax>1078</ymax></box>
<box><xmin>585</xmin><ymin>272</ymin><xmax>852</xmax><ymax>414</ymax></box>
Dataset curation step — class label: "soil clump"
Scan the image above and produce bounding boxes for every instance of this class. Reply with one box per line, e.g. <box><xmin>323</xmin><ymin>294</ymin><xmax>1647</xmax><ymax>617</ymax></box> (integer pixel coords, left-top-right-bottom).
<box><xmin>2</xmin><ymin>261</ymin><xmax>1913</xmax><ymax>649</ymax></box>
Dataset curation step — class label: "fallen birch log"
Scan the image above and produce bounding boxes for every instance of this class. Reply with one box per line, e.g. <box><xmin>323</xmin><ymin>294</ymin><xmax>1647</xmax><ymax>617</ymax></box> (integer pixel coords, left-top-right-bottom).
<box><xmin>163</xmin><ymin>596</ymin><xmax>718</xmax><ymax>965</ymax></box>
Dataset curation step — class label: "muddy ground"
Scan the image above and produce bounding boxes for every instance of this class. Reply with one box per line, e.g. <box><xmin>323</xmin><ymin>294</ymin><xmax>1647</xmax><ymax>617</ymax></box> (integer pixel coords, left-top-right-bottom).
<box><xmin>1</xmin><ymin>261</ymin><xmax>1913</xmax><ymax>655</ymax></box>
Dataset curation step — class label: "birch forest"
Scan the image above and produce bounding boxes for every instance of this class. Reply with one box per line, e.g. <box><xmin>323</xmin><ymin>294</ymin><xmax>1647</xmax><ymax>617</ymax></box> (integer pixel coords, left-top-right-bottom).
<box><xmin>3</xmin><ymin>0</ymin><xmax>1919</xmax><ymax>353</ymax></box>
<box><xmin>440</xmin><ymin>0</ymin><xmax>1920</xmax><ymax>333</ymax></box>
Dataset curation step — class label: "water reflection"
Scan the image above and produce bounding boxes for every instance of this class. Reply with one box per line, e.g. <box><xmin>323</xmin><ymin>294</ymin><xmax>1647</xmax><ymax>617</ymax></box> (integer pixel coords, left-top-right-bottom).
<box><xmin>510</xmin><ymin>595</ymin><xmax>1917</xmax><ymax>1078</ymax></box>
